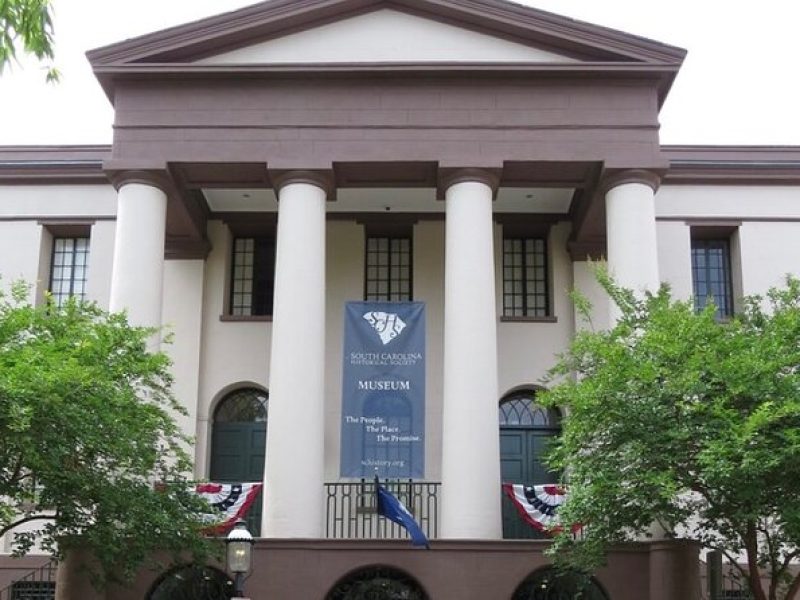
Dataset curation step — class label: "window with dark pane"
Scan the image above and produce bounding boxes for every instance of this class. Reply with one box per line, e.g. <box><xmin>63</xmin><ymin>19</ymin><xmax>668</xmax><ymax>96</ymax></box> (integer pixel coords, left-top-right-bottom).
<box><xmin>503</xmin><ymin>237</ymin><xmax>548</xmax><ymax>317</ymax></box>
<box><xmin>365</xmin><ymin>236</ymin><xmax>412</xmax><ymax>302</ymax></box>
<box><xmin>11</xmin><ymin>581</ymin><xmax>56</xmax><ymax>600</ymax></box>
<box><xmin>511</xmin><ymin>568</ymin><xmax>609</xmax><ymax>600</ymax></box>
<box><xmin>148</xmin><ymin>565</ymin><xmax>234</xmax><ymax>600</ymax></box>
<box><xmin>214</xmin><ymin>388</ymin><xmax>268</xmax><ymax>423</ymax></box>
<box><xmin>230</xmin><ymin>237</ymin><xmax>275</xmax><ymax>316</ymax></box>
<box><xmin>49</xmin><ymin>237</ymin><xmax>89</xmax><ymax>307</ymax></box>
<box><xmin>326</xmin><ymin>566</ymin><xmax>428</xmax><ymax>600</ymax></box>
<box><xmin>691</xmin><ymin>239</ymin><xmax>733</xmax><ymax>318</ymax></box>
<box><xmin>499</xmin><ymin>395</ymin><xmax>560</xmax><ymax>428</ymax></box>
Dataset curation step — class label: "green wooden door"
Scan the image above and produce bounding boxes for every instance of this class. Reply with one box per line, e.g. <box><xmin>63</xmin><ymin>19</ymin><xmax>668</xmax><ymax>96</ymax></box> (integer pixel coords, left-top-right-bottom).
<box><xmin>501</xmin><ymin>429</ymin><xmax>558</xmax><ymax>539</ymax></box>
<box><xmin>499</xmin><ymin>393</ymin><xmax>561</xmax><ymax>539</ymax></box>
<box><xmin>209</xmin><ymin>388</ymin><xmax>268</xmax><ymax>535</ymax></box>
<box><xmin>210</xmin><ymin>422</ymin><xmax>265</xmax><ymax>534</ymax></box>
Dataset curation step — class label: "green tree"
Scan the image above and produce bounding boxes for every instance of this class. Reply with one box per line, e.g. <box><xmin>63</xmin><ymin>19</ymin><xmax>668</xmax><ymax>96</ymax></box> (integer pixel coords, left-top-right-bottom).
<box><xmin>541</xmin><ymin>271</ymin><xmax>800</xmax><ymax>600</ymax></box>
<box><xmin>0</xmin><ymin>282</ymin><xmax>216</xmax><ymax>585</ymax></box>
<box><xmin>0</xmin><ymin>0</ymin><xmax>58</xmax><ymax>80</ymax></box>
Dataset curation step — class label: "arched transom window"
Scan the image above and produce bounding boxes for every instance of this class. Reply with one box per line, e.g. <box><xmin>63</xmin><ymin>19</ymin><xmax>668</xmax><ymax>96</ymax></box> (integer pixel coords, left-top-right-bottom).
<box><xmin>499</xmin><ymin>392</ymin><xmax>560</xmax><ymax>428</ymax></box>
<box><xmin>511</xmin><ymin>567</ymin><xmax>610</xmax><ymax>600</ymax></box>
<box><xmin>326</xmin><ymin>566</ymin><xmax>429</xmax><ymax>600</ymax></box>
<box><xmin>147</xmin><ymin>565</ymin><xmax>234</xmax><ymax>600</ymax></box>
<box><xmin>214</xmin><ymin>387</ymin><xmax>268</xmax><ymax>422</ymax></box>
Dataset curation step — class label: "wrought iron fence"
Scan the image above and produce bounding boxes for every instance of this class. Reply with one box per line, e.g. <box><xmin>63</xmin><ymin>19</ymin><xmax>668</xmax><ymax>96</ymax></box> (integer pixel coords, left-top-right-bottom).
<box><xmin>325</xmin><ymin>480</ymin><xmax>440</xmax><ymax>540</ymax></box>
<box><xmin>0</xmin><ymin>560</ymin><xmax>57</xmax><ymax>600</ymax></box>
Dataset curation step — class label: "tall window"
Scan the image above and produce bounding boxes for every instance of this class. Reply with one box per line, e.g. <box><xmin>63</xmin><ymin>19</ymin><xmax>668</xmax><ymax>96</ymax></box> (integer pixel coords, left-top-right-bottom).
<box><xmin>692</xmin><ymin>238</ymin><xmax>733</xmax><ymax>318</ymax></box>
<box><xmin>502</xmin><ymin>237</ymin><xmax>548</xmax><ymax>317</ymax></box>
<box><xmin>230</xmin><ymin>237</ymin><xmax>275</xmax><ymax>316</ymax></box>
<box><xmin>365</xmin><ymin>236</ymin><xmax>412</xmax><ymax>301</ymax></box>
<box><xmin>49</xmin><ymin>237</ymin><xmax>89</xmax><ymax>307</ymax></box>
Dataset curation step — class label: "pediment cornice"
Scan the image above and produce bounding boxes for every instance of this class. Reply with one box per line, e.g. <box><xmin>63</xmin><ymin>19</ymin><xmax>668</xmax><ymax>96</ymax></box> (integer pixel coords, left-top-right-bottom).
<box><xmin>87</xmin><ymin>0</ymin><xmax>686</xmax><ymax>66</ymax></box>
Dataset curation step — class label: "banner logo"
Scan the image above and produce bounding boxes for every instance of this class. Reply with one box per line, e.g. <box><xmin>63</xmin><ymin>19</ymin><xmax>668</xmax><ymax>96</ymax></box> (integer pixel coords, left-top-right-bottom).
<box><xmin>363</xmin><ymin>311</ymin><xmax>407</xmax><ymax>345</ymax></box>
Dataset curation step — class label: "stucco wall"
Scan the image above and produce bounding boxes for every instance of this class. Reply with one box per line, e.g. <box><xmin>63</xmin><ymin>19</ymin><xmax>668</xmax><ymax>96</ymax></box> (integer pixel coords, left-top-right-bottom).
<box><xmin>0</xmin><ymin>184</ymin><xmax>116</xmax><ymax>303</ymax></box>
<box><xmin>2</xmin><ymin>181</ymin><xmax>800</xmax><ymax>496</ymax></box>
<box><xmin>656</xmin><ymin>184</ymin><xmax>800</xmax><ymax>305</ymax></box>
<box><xmin>496</xmin><ymin>222</ymin><xmax>575</xmax><ymax>394</ymax></box>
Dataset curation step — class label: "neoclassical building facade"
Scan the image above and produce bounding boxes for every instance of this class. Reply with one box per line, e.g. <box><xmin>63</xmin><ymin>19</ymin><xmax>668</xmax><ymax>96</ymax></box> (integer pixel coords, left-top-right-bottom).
<box><xmin>1</xmin><ymin>0</ymin><xmax>799</xmax><ymax>598</ymax></box>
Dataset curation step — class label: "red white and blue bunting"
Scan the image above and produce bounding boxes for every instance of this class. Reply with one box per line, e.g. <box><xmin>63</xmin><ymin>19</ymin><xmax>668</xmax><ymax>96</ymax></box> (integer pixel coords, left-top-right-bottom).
<box><xmin>502</xmin><ymin>483</ymin><xmax>580</xmax><ymax>535</ymax></box>
<box><xmin>195</xmin><ymin>482</ymin><xmax>263</xmax><ymax>533</ymax></box>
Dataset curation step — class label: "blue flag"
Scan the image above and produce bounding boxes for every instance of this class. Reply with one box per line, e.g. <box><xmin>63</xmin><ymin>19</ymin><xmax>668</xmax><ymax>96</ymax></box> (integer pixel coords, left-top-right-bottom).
<box><xmin>375</xmin><ymin>477</ymin><xmax>430</xmax><ymax>548</ymax></box>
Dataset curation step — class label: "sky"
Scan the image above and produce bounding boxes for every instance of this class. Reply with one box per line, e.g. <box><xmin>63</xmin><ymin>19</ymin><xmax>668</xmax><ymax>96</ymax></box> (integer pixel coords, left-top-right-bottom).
<box><xmin>1</xmin><ymin>0</ymin><xmax>799</xmax><ymax>146</ymax></box>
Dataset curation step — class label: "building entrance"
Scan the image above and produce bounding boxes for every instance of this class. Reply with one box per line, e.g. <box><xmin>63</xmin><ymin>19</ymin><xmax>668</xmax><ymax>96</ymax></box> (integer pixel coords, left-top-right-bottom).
<box><xmin>499</xmin><ymin>391</ymin><xmax>561</xmax><ymax>539</ymax></box>
<box><xmin>209</xmin><ymin>388</ymin><xmax>267</xmax><ymax>534</ymax></box>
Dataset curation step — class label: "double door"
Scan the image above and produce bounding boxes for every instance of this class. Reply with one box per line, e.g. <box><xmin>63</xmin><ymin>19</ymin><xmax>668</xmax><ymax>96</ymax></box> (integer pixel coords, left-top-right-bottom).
<box><xmin>500</xmin><ymin>427</ymin><xmax>559</xmax><ymax>539</ymax></box>
<box><xmin>209</xmin><ymin>421</ymin><xmax>265</xmax><ymax>534</ymax></box>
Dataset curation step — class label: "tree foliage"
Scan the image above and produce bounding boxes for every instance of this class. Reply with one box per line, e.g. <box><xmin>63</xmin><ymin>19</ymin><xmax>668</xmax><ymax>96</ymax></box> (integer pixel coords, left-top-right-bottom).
<box><xmin>541</xmin><ymin>271</ymin><xmax>800</xmax><ymax>600</ymax></box>
<box><xmin>0</xmin><ymin>282</ymin><xmax>216</xmax><ymax>585</ymax></box>
<box><xmin>0</xmin><ymin>0</ymin><xmax>58</xmax><ymax>80</ymax></box>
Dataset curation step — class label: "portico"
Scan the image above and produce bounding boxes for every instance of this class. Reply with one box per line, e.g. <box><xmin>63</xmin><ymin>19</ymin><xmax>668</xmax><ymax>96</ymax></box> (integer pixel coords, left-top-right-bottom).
<box><xmin>89</xmin><ymin>0</ymin><xmax>682</xmax><ymax>543</ymax></box>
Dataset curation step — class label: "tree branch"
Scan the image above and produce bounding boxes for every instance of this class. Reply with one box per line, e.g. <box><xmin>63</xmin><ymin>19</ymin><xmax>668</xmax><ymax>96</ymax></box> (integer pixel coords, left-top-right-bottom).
<box><xmin>0</xmin><ymin>453</ymin><xmax>24</xmax><ymax>487</ymax></box>
<box><xmin>785</xmin><ymin>571</ymin><xmax>800</xmax><ymax>600</ymax></box>
<box><xmin>721</xmin><ymin>548</ymin><xmax>750</xmax><ymax>583</ymax></box>
<box><xmin>759</xmin><ymin>519</ymin><xmax>779</xmax><ymax>600</ymax></box>
<box><xmin>780</xmin><ymin>549</ymin><xmax>800</xmax><ymax>577</ymax></box>
<box><xmin>745</xmin><ymin>521</ymin><xmax>768</xmax><ymax>600</ymax></box>
<box><xmin>0</xmin><ymin>514</ymin><xmax>52</xmax><ymax>539</ymax></box>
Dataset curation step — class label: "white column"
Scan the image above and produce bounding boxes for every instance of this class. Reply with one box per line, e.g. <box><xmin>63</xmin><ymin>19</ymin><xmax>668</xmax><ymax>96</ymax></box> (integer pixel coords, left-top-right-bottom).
<box><xmin>440</xmin><ymin>174</ymin><xmax>502</xmax><ymax>539</ymax></box>
<box><xmin>262</xmin><ymin>175</ymin><xmax>327</xmax><ymax>538</ymax></box>
<box><xmin>109</xmin><ymin>180</ymin><xmax>168</xmax><ymax>331</ymax></box>
<box><xmin>605</xmin><ymin>173</ymin><xmax>660</xmax><ymax>319</ymax></box>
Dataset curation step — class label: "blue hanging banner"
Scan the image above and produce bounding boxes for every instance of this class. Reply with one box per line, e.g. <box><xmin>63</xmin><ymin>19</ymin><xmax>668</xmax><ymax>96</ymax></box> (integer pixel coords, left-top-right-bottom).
<box><xmin>340</xmin><ymin>302</ymin><xmax>425</xmax><ymax>478</ymax></box>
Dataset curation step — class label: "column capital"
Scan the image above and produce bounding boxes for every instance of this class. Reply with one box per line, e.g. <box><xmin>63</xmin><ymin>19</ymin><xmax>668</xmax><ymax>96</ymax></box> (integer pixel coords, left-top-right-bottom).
<box><xmin>600</xmin><ymin>169</ymin><xmax>662</xmax><ymax>196</ymax></box>
<box><xmin>437</xmin><ymin>168</ymin><xmax>501</xmax><ymax>200</ymax></box>
<box><xmin>269</xmin><ymin>169</ymin><xmax>336</xmax><ymax>200</ymax></box>
<box><xmin>105</xmin><ymin>167</ymin><xmax>174</xmax><ymax>195</ymax></box>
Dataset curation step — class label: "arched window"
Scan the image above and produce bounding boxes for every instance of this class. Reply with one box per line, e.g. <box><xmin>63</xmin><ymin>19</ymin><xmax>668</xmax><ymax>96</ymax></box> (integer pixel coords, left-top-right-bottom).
<box><xmin>147</xmin><ymin>565</ymin><xmax>234</xmax><ymax>600</ymax></box>
<box><xmin>499</xmin><ymin>394</ymin><xmax>560</xmax><ymax>427</ymax></box>
<box><xmin>511</xmin><ymin>567</ymin><xmax>610</xmax><ymax>600</ymax></box>
<box><xmin>214</xmin><ymin>388</ymin><xmax>268</xmax><ymax>422</ymax></box>
<box><xmin>326</xmin><ymin>566</ymin><xmax>429</xmax><ymax>600</ymax></box>
<box><xmin>210</xmin><ymin>387</ymin><xmax>267</xmax><ymax>533</ymax></box>
<box><xmin>499</xmin><ymin>390</ymin><xmax>561</xmax><ymax>540</ymax></box>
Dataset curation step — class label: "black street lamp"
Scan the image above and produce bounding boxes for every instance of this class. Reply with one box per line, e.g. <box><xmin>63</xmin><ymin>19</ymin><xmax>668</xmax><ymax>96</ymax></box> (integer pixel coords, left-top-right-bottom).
<box><xmin>226</xmin><ymin>519</ymin><xmax>254</xmax><ymax>598</ymax></box>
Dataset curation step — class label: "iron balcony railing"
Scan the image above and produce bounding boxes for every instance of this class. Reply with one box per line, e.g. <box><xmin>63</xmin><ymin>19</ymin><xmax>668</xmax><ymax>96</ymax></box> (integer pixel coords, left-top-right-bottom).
<box><xmin>0</xmin><ymin>559</ymin><xmax>57</xmax><ymax>600</ymax></box>
<box><xmin>325</xmin><ymin>480</ymin><xmax>440</xmax><ymax>540</ymax></box>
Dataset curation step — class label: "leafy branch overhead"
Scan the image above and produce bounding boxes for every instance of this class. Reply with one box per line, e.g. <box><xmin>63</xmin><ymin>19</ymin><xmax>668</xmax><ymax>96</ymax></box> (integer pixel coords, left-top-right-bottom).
<box><xmin>541</xmin><ymin>270</ymin><xmax>800</xmax><ymax>600</ymax></box>
<box><xmin>0</xmin><ymin>282</ymin><xmax>215</xmax><ymax>585</ymax></box>
<box><xmin>0</xmin><ymin>0</ymin><xmax>58</xmax><ymax>80</ymax></box>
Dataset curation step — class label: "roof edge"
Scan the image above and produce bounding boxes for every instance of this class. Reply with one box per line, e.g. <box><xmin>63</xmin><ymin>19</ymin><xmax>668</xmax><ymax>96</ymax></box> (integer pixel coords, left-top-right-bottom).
<box><xmin>0</xmin><ymin>145</ymin><xmax>112</xmax><ymax>185</ymax></box>
<box><xmin>663</xmin><ymin>145</ymin><xmax>800</xmax><ymax>185</ymax></box>
<box><xmin>86</xmin><ymin>0</ymin><xmax>686</xmax><ymax>67</ymax></box>
<box><xmin>3</xmin><ymin>145</ymin><xmax>800</xmax><ymax>187</ymax></box>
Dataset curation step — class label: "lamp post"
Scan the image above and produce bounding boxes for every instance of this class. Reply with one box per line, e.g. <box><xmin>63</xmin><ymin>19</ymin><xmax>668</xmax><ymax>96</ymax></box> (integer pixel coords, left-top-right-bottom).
<box><xmin>226</xmin><ymin>519</ymin><xmax>254</xmax><ymax>598</ymax></box>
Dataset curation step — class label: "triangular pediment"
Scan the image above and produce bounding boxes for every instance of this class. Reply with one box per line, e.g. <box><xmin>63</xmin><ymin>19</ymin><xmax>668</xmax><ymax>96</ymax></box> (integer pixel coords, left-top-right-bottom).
<box><xmin>194</xmin><ymin>9</ymin><xmax>578</xmax><ymax>65</ymax></box>
<box><xmin>87</xmin><ymin>0</ymin><xmax>686</xmax><ymax>66</ymax></box>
